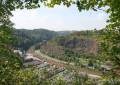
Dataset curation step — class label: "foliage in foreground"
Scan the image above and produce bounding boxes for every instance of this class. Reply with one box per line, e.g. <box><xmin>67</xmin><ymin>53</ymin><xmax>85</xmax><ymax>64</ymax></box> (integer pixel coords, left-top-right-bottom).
<box><xmin>1</xmin><ymin>0</ymin><xmax>120</xmax><ymax>84</ymax></box>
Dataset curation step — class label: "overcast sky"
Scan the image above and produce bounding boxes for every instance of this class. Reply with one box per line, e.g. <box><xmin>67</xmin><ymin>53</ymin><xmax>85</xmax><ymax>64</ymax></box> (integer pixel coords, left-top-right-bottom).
<box><xmin>11</xmin><ymin>5</ymin><xmax>108</xmax><ymax>31</ymax></box>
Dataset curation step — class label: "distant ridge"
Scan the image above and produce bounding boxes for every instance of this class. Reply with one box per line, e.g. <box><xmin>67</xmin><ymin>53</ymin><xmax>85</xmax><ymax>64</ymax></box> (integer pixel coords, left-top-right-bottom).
<box><xmin>13</xmin><ymin>28</ymin><xmax>72</xmax><ymax>50</ymax></box>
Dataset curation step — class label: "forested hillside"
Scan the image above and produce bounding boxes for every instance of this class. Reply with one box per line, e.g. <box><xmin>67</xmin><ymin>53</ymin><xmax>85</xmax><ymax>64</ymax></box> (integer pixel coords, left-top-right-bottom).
<box><xmin>13</xmin><ymin>29</ymin><xmax>71</xmax><ymax>51</ymax></box>
<box><xmin>38</xmin><ymin>30</ymin><xmax>102</xmax><ymax>65</ymax></box>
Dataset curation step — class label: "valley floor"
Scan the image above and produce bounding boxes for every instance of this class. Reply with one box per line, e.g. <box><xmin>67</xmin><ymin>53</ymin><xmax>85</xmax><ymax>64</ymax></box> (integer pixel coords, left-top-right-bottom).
<box><xmin>29</xmin><ymin>49</ymin><xmax>102</xmax><ymax>79</ymax></box>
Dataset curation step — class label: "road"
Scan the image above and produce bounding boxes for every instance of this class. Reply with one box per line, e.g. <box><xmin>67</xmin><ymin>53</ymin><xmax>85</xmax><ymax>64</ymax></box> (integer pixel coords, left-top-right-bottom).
<box><xmin>28</xmin><ymin>49</ymin><xmax>102</xmax><ymax>78</ymax></box>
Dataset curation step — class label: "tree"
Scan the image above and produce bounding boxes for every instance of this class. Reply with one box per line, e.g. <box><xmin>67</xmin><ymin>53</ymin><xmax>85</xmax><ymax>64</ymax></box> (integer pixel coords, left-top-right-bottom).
<box><xmin>54</xmin><ymin>77</ymin><xmax>67</xmax><ymax>85</ymax></box>
<box><xmin>0</xmin><ymin>0</ymin><xmax>39</xmax><ymax>84</ymax></box>
<box><xmin>0</xmin><ymin>4</ymin><xmax>22</xmax><ymax>84</ymax></box>
<box><xmin>1</xmin><ymin>0</ymin><xmax>120</xmax><ymax>84</ymax></box>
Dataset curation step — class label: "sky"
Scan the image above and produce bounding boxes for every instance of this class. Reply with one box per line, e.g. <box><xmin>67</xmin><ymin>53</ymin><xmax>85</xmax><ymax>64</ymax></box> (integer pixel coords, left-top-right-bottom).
<box><xmin>11</xmin><ymin>5</ymin><xmax>108</xmax><ymax>31</ymax></box>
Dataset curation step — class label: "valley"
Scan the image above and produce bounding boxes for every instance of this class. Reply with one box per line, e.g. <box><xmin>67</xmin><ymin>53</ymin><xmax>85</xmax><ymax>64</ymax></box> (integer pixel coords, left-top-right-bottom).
<box><xmin>13</xmin><ymin>29</ymin><xmax>113</xmax><ymax>84</ymax></box>
<box><xmin>1</xmin><ymin>1</ymin><xmax>120</xmax><ymax>84</ymax></box>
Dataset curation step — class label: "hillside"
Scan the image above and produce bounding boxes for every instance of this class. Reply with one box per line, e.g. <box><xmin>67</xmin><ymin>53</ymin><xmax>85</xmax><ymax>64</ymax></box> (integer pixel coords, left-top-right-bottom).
<box><xmin>38</xmin><ymin>30</ymin><xmax>101</xmax><ymax>66</ymax></box>
<box><xmin>13</xmin><ymin>29</ymin><xmax>71</xmax><ymax>51</ymax></box>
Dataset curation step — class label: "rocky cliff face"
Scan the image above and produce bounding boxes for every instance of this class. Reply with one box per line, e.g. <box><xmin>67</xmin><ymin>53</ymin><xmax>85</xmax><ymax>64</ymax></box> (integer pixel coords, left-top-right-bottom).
<box><xmin>58</xmin><ymin>38</ymin><xmax>98</xmax><ymax>54</ymax></box>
